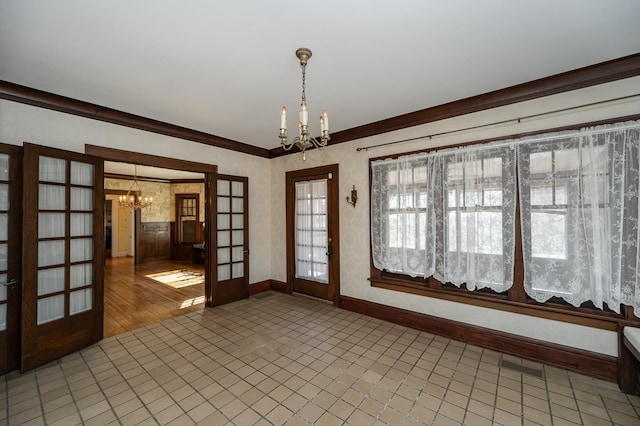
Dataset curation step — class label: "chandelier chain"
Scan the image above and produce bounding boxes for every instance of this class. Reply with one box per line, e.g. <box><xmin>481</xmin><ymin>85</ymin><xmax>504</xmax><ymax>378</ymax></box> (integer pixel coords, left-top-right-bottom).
<box><xmin>301</xmin><ymin>63</ymin><xmax>307</xmax><ymax>105</ymax></box>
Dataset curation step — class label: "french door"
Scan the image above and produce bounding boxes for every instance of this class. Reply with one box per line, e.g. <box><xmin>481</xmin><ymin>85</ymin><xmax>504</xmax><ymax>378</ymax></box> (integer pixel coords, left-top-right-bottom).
<box><xmin>0</xmin><ymin>143</ymin><xmax>22</xmax><ymax>375</ymax></box>
<box><xmin>286</xmin><ymin>164</ymin><xmax>340</xmax><ymax>304</ymax></box>
<box><xmin>212</xmin><ymin>175</ymin><xmax>249</xmax><ymax>305</ymax></box>
<box><xmin>21</xmin><ymin>143</ymin><xmax>104</xmax><ymax>371</ymax></box>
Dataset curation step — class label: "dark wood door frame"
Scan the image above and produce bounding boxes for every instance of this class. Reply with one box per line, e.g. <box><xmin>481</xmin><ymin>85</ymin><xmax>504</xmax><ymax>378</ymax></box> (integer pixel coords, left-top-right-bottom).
<box><xmin>286</xmin><ymin>164</ymin><xmax>340</xmax><ymax>306</ymax></box>
<box><xmin>85</xmin><ymin>145</ymin><xmax>217</xmax><ymax>306</ymax></box>
<box><xmin>0</xmin><ymin>143</ymin><xmax>23</xmax><ymax>375</ymax></box>
<box><xmin>104</xmin><ymin>189</ymin><xmax>141</xmax><ymax>264</ymax></box>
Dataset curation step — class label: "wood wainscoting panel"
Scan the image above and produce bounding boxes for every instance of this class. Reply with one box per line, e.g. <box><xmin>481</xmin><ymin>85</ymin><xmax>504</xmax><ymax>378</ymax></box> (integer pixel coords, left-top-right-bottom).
<box><xmin>139</xmin><ymin>222</ymin><xmax>171</xmax><ymax>263</ymax></box>
<box><xmin>341</xmin><ymin>296</ymin><xmax>618</xmax><ymax>382</ymax></box>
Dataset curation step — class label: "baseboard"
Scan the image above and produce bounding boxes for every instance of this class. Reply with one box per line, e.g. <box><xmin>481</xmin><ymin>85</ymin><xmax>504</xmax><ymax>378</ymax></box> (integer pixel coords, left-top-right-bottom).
<box><xmin>270</xmin><ymin>279</ymin><xmax>287</xmax><ymax>293</ymax></box>
<box><xmin>341</xmin><ymin>295</ymin><xmax>617</xmax><ymax>382</ymax></box>
<box><xmin>249</xmin><ymin>280</ymin><xmax>270</xmax><ymax>296</ymax></box>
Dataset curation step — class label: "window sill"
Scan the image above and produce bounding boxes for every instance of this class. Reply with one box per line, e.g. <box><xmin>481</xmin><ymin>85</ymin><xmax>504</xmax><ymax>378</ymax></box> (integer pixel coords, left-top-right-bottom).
<box><xmin>370</xmin><ymin>275</ymin><xmax>625</xmax><ymax>331</ymax></box>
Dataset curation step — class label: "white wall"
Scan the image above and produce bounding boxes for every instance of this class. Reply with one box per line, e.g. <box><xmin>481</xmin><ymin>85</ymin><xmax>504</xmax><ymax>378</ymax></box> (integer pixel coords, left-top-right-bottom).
<box><xmin>0</xmin><ymin>99</ymin><xmax>272</xmax><ymax>284</ymax></box>
<box><xmin>269</xmin><ymin>76</ymin><xmax>640</xmax><ymax>357</ymax></box>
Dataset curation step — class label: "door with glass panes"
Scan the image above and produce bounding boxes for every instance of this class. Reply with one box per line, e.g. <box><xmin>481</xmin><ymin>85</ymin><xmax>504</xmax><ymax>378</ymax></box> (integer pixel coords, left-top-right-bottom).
<box><xmin>286</xmin><ymin>164</ymin><xmax>340</xmax><ymax>304</ymax></box>
<box><xmin>21</xmin><ymin>143</ymin><xmax>104</xmax><ymax>372</ymax></box>
<box><xmin>213</xmin><ymin>175</ymin><xmax>248</xmax><ymax>305</ymax></box>
<box><xmin>0</xmin><ymin>144</ymin><xmax>22</xmax><ymax>375</ymax></box>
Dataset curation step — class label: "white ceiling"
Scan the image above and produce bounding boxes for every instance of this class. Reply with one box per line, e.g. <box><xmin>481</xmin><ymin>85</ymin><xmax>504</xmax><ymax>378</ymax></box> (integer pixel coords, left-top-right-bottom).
<box><xmin>1</xmin><ymin>1</ymin><xmax>639</xmax><ymax>153</ymax></box>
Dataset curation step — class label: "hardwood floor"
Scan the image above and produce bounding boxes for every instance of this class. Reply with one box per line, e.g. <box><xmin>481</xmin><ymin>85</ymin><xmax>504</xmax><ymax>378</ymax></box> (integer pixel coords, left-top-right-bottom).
<box><xmin>103</xmin><ymin>257</ymin><xmax>205</xmax><ymax>337</ymax></box>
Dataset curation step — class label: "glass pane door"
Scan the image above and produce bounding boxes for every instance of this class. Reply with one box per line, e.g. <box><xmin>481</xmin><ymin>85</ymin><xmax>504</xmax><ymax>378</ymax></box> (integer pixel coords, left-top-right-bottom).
<box><xmin>295</xmin><ymin>179</ymin><xmax>328</xmax><ymax>283</ymax></box>
<box><xmin>217</xmin><ymin>179</ymin><xmax>245</xmax><ymax>281</ymax></box>
<box><xmin>0</xmin><ymin>153</ymin><xmax>9</xmax><ymax>332</ymax></box>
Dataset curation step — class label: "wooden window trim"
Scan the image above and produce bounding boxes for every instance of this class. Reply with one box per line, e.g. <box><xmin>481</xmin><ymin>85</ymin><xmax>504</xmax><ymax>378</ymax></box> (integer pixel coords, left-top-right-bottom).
<box><xmin>368</xmin><ymin>115</ymin><xmax>640</xmax><ymax>330</ymax></box>
<box><xmin>175</xmin><ymin>193</ymin><xmax>200</xmax><ymax>245</ymax></box>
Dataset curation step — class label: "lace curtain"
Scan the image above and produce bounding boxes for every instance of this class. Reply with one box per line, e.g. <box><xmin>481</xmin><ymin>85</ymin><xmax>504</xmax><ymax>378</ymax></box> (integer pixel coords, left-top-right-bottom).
<box><xmin>371</xmin><ymin>142</ymin><xmax>517</xmax><ymax>292</ymax></box>
<box><xmin>371</xmin><ymin>119</ymin><xmax>640</xmax><ymax>312</ymax></box>
<box><xmin>518</xmin><ymin>122</ymin><xmax>640</xmax><ymax>313</ymax></box>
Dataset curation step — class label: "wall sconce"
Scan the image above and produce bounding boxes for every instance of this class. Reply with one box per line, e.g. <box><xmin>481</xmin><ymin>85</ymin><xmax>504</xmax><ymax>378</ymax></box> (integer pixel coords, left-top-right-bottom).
<box><xmin>346</xmin><ymin>185</ymin><xmax>358</xmax><ymax>208</ymax></box>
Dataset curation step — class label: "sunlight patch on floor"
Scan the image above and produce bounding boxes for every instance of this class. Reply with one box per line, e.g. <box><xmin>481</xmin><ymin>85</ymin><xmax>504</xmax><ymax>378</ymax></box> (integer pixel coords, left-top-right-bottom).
<box><xmin>180</xmin><ymin>295</ymin><xmax>206</xmax><ymax>308</ymax></box>
<box><xmin>146</xmin><ymin>269</ymin><xmax>204</xmax><ymax>288</ymax></box>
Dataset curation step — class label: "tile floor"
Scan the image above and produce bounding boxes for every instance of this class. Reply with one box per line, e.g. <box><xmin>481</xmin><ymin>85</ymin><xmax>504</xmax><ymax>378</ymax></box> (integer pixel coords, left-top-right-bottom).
<box><xmin>1</xmin><ymin>291</ymin><xmax>640</xmax><ymax>425</ymax></box>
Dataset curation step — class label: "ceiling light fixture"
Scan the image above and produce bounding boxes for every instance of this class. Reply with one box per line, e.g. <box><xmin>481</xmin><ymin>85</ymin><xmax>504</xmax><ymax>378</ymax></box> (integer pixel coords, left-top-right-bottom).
<box><xmin>119</xmin><ymin>165</ymin><xmax>153</xmax><ymax>210</ymax></box>
<box><xmin>279</xmin><ymin>47</ymin><xmax>330</xmax><ymax>160</ymax></box>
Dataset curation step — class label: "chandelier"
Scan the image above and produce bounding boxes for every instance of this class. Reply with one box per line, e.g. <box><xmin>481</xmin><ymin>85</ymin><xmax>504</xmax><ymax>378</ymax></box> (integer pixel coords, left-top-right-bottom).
<box><xmin>119</xmin><ymin>165</ymin><xmax>152</xmax><ymax>210</ymax></box>
<box><xmin>279</xmin><ymin>47</ymin><xmax>330</xmax><ymax>160</ymax></box>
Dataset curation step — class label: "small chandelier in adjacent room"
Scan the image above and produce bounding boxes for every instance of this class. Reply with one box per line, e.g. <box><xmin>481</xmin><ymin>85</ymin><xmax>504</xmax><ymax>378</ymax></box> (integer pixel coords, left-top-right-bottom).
<box><xmin>279</xmin><ymin>47</ymin><xmax>330</xmax><ymax>160</ymax></box>
<box><xmin>119</xmin><ymin>165</ymin><xmax>153</xmax><ymax>210</ymax></box>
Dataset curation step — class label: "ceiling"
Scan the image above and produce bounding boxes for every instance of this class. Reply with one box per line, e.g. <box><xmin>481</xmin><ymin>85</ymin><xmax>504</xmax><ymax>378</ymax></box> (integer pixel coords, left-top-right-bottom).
<box><xmin>104</xmin><ymin>162</ymin><xmax>203</xmax><ymax>180</ymax></box>
<box><xmin>1</xmin><ymin>1</ymin><xmax>639</xmax><ymax>153</ymax></box>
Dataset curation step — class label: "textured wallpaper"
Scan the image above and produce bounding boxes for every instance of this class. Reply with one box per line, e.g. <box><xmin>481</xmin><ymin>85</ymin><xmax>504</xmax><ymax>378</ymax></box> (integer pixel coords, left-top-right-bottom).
<box><xmin>104</xmin><ymin>178</ymin><xmax>171</xmax><ymax>222</ymax></box>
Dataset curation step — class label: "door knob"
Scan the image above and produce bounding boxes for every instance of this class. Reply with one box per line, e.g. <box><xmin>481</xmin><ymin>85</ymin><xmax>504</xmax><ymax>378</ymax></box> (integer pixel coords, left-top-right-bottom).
<box><xmin>3</xmin><ymin>279</ymin><xmax>18</xmax><ymax>287</ymax></box>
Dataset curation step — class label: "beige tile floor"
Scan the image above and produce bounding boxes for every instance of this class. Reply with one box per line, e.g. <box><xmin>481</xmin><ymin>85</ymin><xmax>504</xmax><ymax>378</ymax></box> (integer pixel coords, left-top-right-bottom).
<box><xmin>1</xmin><ymin>291</ymin><xmax>640</xmax><ymax>426</ymax></box>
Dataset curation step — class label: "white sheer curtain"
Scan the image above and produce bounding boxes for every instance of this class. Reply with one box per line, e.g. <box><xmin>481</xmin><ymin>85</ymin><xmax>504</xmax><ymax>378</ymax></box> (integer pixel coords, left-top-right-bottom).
<box><xmin>518</xmin><ymin>121</ymin><xmax>640</xmax><ymax>313</ymax></box>
<box><xmin>371</xmin><ymin>142</ymin><xmax>516</xmax><ymax>291</ymax></box>
<box><xmin>295</xmin><ymin>179</ymin><xmax>328</xmax><ymax>283</ymax></box>
<box><xmin>38</xmin><ymin>156</ymin><xmax>67</xmax><ymax>324</ymax></box>
<box><xmin>371</xmin><ymin>155</ymin><xmax>437</xmax><ymax>277</ymax></box>
<box><xmin>435</xmin><ymin>145</ymin><xmax>517</xmax><ymax>292</ymax></box>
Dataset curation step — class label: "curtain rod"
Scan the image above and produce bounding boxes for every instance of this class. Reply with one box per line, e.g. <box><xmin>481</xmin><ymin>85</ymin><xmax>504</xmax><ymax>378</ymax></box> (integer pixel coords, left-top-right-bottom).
<box><xmin>356</xmin><ymin>93</ymin><xmax>640</xmax><ymax>152</ymax></box>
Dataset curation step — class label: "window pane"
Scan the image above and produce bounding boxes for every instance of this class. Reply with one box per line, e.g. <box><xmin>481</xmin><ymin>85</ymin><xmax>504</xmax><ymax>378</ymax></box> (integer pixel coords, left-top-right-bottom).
<box><xmin>0</xmin><ymin>184</ymin><xmax>8</xmax><ymax>210</ymax></box>
<box><xmin>232</xmin><ymin>214</ymin><xmax>243</xmax><ymax>229</ymax></box>
<box><xmin>0</xmin><ymin>213</ymin><xmax>8</xmax><ymax>241</ymax></box>
<box><xmin>232</xmin><ymin>230</ymin><xmax>243</xmax><ymax>245</ymax></box>
<box><xmin>71</xmin><ymin>187</ymin><xmax>93</xmax><ymax>211</ymax></box>
<box><xmin>0</xmin><ymin>304</ymin><xmax>5</xmax><ymax>331</ymax></box>
<box><xmin>38</xmin><ymin>240</ymin><xmax>65</xmax><ymax>267</ymax></box>
<box><xmin>218</xmin><ymin>231</ymin><xmax>230</xmax><ymax>246</ymax></box>
<box><xmin>70</xmin><ymin>288</ymin><xmax>92</xmax><ymax>314</ymax></box>
<box><xmin>531</xmin><ymin>212</ymin><xmax>567</xmax><ymax>259</ymax></box>
<box><xmin>39</xmin><ymin>213</ymin><xmax>65</xmax><ymax>238</ymax></box>
<box><xmin>231</xmin><ymin>181</ymin><xmax>243</xmax><ymax>196</ymax></box>
<box><xmin>232</xmin><ymin>262</ymin><xmax>244</xmax><ymax>279</ymax></box>
<box><xmin>70</xmin><ymin>213</ymin><xmax>92</xmax><ymax>237</ymax></box>
<box><xmin>70</xmin><ymin>238</ymin><xmax>92</xmax><ymax>263</ymax></box>
<box><xmin>39</xmin><ymin>184</ymin><xmax>66</xmax><ymax>210</ymax></box>
<box><xmin>37</xmin><ymin>295</ymin><xmax>64</xmax><ymax>324</ymax></box>
<box><xmin>70</xmin><ymin>161</ymin><xmax>94</xmax><ymax>186</ymax></box>
<box><xmin>232</xmin><ymin>246</ymin><xmax>243</xmax><ymax>262</ymax></box>
<box><xmin>39</xmin><ymin>157</ymin><xmax>66</xmax><ymax>183</ymax></box>
<box><xmin>218</xmin><ymin>248</ymin><xmax>230</xmax><ymax>264</ymax></box>
<box><xmin>218</xmin><ymin>264</ymin><xmax>230</xmax><ymax>281</ymax></box>
<box><xmin>0</xmin><ymin>274</ymin><xmax>6</xmax><ymax>301</ymax></box>
<box><xmin>231</xmin><ymin>198</ymin><xmax>243</xmax><ymax>213</ymax></box>
<box><xmin>0</xmin><ymin>154</ymin><xmax>9</xmax><ymax>181</ymax></box>
<box><xmin>217</xmin><ymin>197</ymin><xmax>230</xmax><ymax>213</ymax></box>
<box><xmin>38</xmin><ymin>267</ymin><xmax>65</xmax><ymax>296</ymax></box>
<box><xmin>70</xmin><ymin>263</ymin><xmax>92</xmax><ymax>289</ymax></box>
<box><xmin>217</xmin><ymin>180</ymin><xmax>230</xmax><ymax>196</ymax></box>
<box><xmin>217</xmin><ymin>214</ymin><xmax>230</xmax><ymax>230</ymax></box>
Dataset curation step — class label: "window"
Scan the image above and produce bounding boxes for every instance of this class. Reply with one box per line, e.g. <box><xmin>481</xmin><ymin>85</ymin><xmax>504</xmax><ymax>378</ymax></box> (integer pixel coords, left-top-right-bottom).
<box><xmin>371</xmin><ymin>144</ymin><xmax>516</xmax><ymax>293</ymax></box>
<box><xmin>176</xmin><ymin>194</ymin><xmax>199</xmax><ymax>244</ymax></box>
<box><xmin>371</xmin><ymin>120</ymin><xmax>640</xmax><ymax>315</ymax></box>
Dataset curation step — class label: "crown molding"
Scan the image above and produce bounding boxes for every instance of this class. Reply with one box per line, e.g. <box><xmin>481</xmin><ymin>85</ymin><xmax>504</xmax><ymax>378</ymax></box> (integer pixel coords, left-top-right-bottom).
<box><xmin>0</xmin><ymin>80</ymin><xmax>271</xmax><ymax>158</ymax></box>
<box><xmin>269</xmin><ymin>53</ymin><xmax>640</xmax><ymax>158</ymax></box>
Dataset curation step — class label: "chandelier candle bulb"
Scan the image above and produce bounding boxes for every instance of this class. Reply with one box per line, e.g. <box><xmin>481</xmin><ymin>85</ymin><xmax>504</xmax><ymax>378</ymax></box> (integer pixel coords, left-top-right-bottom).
<box><xmin>280</xmin><ymin>107</ymin><xmax>287</xmax><ymax>130</ymax></box>
<box><xmin>323</xmin><ymin>110</ymin><xmax>329</xmax><ymax>131</ymax></box>
<box><xmin>300</xmin><ymin>102</ymin><xmax>308</xmax><ymax>126</ymax></box>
